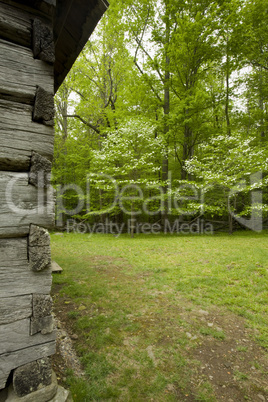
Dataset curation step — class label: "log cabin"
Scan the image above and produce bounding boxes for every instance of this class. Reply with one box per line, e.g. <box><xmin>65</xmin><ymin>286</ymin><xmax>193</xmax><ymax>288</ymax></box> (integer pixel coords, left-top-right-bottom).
<box><xmin>0</xmin><ymin>0</ymin><xmax>108</xmax><ymax>399</ymax></box>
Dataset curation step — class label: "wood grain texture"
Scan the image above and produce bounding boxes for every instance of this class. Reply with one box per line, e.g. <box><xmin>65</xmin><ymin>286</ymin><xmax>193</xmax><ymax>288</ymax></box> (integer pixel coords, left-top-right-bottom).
<box><xmin>13</xmin><ymin>0</ymin><xmax>56</xmax><ymax>16</ymax></box>
<box><xmin>0</xmin><ymin>99</ymin><xmax>54</xmax><ymax>171</ymax></box>
<box><xmin>0</xmin><ymin>172</ymin><xmax>55</xmax><ymax>237</ymax></box>
<box><xmin>0</xmin><ymin>39</ymin><xmax>53</xmax><ymax>103</ymax></box>
<box><xmin>29</xmin><ymin>152</ymin><xmax>52</xmax><ymax>188</ymax></box>
<box><xmin>0</xmin><ymin>318</ymin><xmax>56</xmax><ymax>355</ymax></box>
<box><xmin>54</xmin><ymin>0</ymin><xmax>108</xmax><ymax>91</ymax></box>
<box><xmin>30</xmin><ymin>293</ymin><xmax>53</xmax><ymax>335</ymax></box>
<box><xmin>0</xmin><ymin>317</ymin><xmax>55</xmax><ymax>390</ymax></box>
<box><xmin>0</xmin><ymin>238</ymin><xmax>28</xmax><ymax>263</ymax></box>
<box><xmin>0</xmin><ymin>1</ymin><xmax>32</xmax><ymax>47</ymax></box>
<box><xmin>33</xmin><ymin>86</ymin><xmax>54</xmax><ymax>126</ymax></box>
<box><xmin>0</xmin><ymin>262</ymin><xmax>52</xmax><ymax>297</ymax></box>
<box><xmin>0</xmin><ymin>341</ymin><xmax>55</xmax><ymax>390</ymax></box>
<box><xmin>0</xmin><ymin>295</ymin><xmax>32</xmax><ymax>325</ymax></box>
<box><xmin>31</xmin><ymin>316</ymin><xmax>54</xmax><ymax>335</ymax></box>
<box><xmin>0</xmin><ymin>238</ymin><xmax>52</xmax><ymax>297</ymax></box>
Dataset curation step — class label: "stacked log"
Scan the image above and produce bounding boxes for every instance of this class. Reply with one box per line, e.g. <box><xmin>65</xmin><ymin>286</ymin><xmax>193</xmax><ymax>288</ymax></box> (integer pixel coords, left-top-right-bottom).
<box><xmin>0</xmin><ymin>0</ymin><xmax>56</xmax><ymax>397</ymax></box>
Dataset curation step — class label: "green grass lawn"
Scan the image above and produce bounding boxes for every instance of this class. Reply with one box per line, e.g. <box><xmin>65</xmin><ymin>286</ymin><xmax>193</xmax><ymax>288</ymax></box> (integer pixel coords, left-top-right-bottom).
<box><xmin>51</xmin><ymin>232</ymin><xmax>268</xmax><ymax>401</ymax></box>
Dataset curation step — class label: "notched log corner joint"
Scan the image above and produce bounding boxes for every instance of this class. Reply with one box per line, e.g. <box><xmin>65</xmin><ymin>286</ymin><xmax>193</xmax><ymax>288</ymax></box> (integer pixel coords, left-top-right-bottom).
<box><xmin>32</xmin><ymin>19</ymin><xmax>55</xmax><ymax>64</ymax></box>
<box><xmin>31</xmin><ymin>294</ymin><xmax>53</xmax><ymax>336</ymax></box>
<box><xmin>13</xmin><ymin>357</ymin><xmax>52</xmax><ymax>397</ymax></box>
<box><xmin>33</xmin><ymin>86</ymin><xmax>54</xmax><ymax>126</ymax></box>
<box><xmin>29</xmin><ymin>224</ymin><xmax>51</xmax><ymax>272</ymax></box>
<box><xmin>29</xmin><ymin>152</ymin><xmax>52</xmax><ymax>188</ymax></box>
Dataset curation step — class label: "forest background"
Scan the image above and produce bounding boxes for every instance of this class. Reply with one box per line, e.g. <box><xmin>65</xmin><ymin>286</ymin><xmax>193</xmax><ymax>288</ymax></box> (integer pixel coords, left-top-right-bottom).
<box><xmin>52</xmin><ymin>0</ymin><xmax>268</xmax><ymax>234</ymax></box>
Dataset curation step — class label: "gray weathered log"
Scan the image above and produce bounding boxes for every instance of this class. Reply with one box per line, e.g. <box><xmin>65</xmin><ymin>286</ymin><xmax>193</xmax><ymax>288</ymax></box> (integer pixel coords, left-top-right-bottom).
<box><xmin>0</xmin><ymin>342</ymin><xmax>55</xmax><ymax>390</ymax></box>
<box><xmin>29</xmin><ymin>225</ymin><xmax>51</xmax><ymax>247</ymax></box>
<box><xmin>29</xmin><ymin>248</ymin><xmax>51</xmax><ymax>272</ymax></box>
<box><xmin>30</xmin><ymin>294</ymin><xmax>53</xmax><ymax>335</ymax></box>
<box><xmin>0</xmin><ymin>295</ymin><xmax>32</xmax><ymax>325</ymax></box>
<box><xmin>29</xmin><ymin>247</ymin><xmax>51</xmax><ymax>272</ymax></box>
<box><xmin>29</xmin><ymin>152</ymin><xmax>52</xmax><ymax>188</ymax></box>
<box><xmin>0</xmin><ymin>318</ymin><xmax>56</xmax><ymax>355</ymax></box>
<box><xmin>32</xmin><ymin>294</ymin><xmax>52</xmax><ymax>317</ymax></box>
<box><xmin>0</xmin><ymin>172</ymin><xmax>55</xmax><ymax>238</ymax></box>
<box><xmin>0</xmin><ymin>265</ymin><xmax>52</xmax><ymax>298</ymax></box>
<box><xmin>13</xmin><ymin>358</ymin><xmax>52</xmax><ymax>397</ymax></box>
<box><xmin>31</xmin><ymin>316</ymin><xmax>54</xmax><ymax>336</ymax></box>
<box><xmin>0</xmin><ymin>238</ymin><xmax>52</xmax><ymax>297</ymax></box>
<box><xmin>0</xmin><ymin>2</ymin><xmax>31</xmax><ymax>47</ymax></box>
<box><xmin>29</xmin><ymin>225</ymin><xmax>51</xmax><ymax>272</ymax></box>
<box><xmin>0</xmin><ymin>39</ymin><xmax>53</xmax><ymax>103</ymax></box>
<box><xmin>0</xmin><ymin>238</ymin><xmax>28</xmax><ymax>263</ymax></box>
<box><xmin>0</xmin><ymin>99</ymin><xmax>54</xmax><ymax>171</ymax></box>
<box><xmin>33</xmin><ymin>86</ymin><xmax>54</xmax><ymax>126</ymax></box>
<box><xmin>14</xmin><ymin>0</ymin><xmax>56</xmax><ymax>16</ymax></box>
<box><xmin>0</xmin><ymin>151</ymin><xmax>31</xmax><ymax>172</ymax></box>
<box><xmin>0</xmin><ymin>318</ymin><xmax>56</xmax><ymax>357</ymax></box>
<box><xmin>32</xmin><ymin>19</ymin><xmax>55</xmax><ymax>64</ymax></box>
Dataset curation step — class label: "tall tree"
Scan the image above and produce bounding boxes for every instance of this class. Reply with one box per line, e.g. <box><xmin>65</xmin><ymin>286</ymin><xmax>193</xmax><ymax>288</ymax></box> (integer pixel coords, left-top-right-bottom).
<box><xmin>241</xmin><ymin>0</ymin><xmax>268</xmax><ymax>142</ymax></box>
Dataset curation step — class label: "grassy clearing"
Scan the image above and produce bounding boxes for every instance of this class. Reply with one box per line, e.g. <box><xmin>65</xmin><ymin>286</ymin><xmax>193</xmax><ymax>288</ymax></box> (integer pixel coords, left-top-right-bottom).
<box><xmin>51</xmin><ymin>232</ymin><xmax>268</xmax><ymax>401</ymax></box>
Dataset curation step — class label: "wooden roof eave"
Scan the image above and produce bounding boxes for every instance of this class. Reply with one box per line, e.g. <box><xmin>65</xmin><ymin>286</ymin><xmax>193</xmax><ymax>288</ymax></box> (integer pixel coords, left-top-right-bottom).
<box><xmin>9</xmin><ymin>0</ymin><xmax>108</xmax><ymax>93</ymax></box>
<box><xmin>53</xmin><ymin>0</ymin><xmax>109</xmax><ymax>93</ymax></box>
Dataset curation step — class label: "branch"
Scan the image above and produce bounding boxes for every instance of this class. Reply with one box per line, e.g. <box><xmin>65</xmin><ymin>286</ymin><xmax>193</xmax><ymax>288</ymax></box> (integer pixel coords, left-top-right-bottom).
<box><xmin>134</xmin><ymin>60</ymin><xmax>162</xmax><ymax>103</ymax></box>
<box><xmin>250</xmin><ymin>60</ymin><xmax>268</xmax><ymax>71</ymax></box>
<box><xmin>132</xmin><ymin>7</ymin><xmax>164</xmax><ymax>84</ymax></box>
<box><xmin>133</xmin><ymin>7</ymin><xmax>149</xmax><ymax>63</ymax></box>
<box><xmin>132</xmin><ymin>5</ymin><xmax>150</xmax><ymax>61</ymax></box>
<box><xmin>67</xmin><ymin>114</ymin><xmax>100</xmax><ymax>134</ymax></box>
<box><xmin>70</xmin><ymin>87</ymin><xmax>87</xmax><ymax>100</ymax></box>
<box><xmin>174</xmin><ymin>144</ymin><xmax>183</xmax><ymax>168</ymax></box>
<box><xmin>170</xmin><ymin>80</ymin><xmax>182</xmax><ymax>100</ymax></box>
<box><xmin>135</xmin><ymin>38</ymin><xmax>164</xmax><ymax>83</ymax></box>
<box><xmin>77</xmin><ymin>69</ymin><xmax>100</xmax><ymax>90</ymax></box>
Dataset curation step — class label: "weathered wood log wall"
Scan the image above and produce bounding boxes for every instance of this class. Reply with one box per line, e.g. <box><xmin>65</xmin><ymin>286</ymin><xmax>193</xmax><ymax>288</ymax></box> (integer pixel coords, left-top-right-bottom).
<box><xmin>0</xmin><ymin>0</ymin><xmax>56</xmax><ymax>395</ymax></box>
<box><xmin>0</xmin><ymin>0</ymin><xmax>108</xmax><ymax>398</ymax></box>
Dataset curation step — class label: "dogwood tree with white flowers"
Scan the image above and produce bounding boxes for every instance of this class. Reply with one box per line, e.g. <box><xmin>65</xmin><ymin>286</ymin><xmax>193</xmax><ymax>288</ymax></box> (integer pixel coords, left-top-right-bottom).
<box><xmin>87</xmin><ymin>117</ymin><xmax>166</xmax><ymax>219</ymax></box>
<box><xmin>184</xmin><ymin>134</ymin><xmax>268</xmax><ymax>232</ymax></box>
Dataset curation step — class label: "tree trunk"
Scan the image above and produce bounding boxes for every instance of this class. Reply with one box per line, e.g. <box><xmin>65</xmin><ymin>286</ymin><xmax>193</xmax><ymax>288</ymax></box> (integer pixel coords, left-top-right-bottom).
<box><xmin>181</xmin><ymin>124</ymin><xmax>193</xmax><ymax>180</ymax></box>
<box><xmin>225</xmin><ymin>35</ymin><xmax>231</xmax><ymax>136</ymax></box>
<box><xmin>161</xmin><ymin>1</ymin><xmax>170</xmax><ymax>226</ymax></box>
<box><xmin>258</xmin><ymin>66</ymin><xmax>265</xmax><ymax>140</ymax></box>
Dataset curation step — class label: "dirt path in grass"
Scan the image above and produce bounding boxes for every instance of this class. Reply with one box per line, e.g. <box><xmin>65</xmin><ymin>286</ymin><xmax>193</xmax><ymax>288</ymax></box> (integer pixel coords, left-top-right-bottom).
<box><xmin>182</xmin><ymin>308</ymin><xmax>267</xmax><ymax>401</ymax></box>
<box><xmin>51</xmin><ymin>279</ymin><xmax>268</xmax><ymax>401</ymax></box>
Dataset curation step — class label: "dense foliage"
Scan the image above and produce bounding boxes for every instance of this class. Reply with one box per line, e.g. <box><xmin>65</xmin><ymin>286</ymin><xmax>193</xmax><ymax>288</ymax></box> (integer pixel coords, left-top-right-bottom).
<box><xmin>53</xmin><ymin>0</ymin><xmax>268</xmax><ymax>233</ymax></box>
